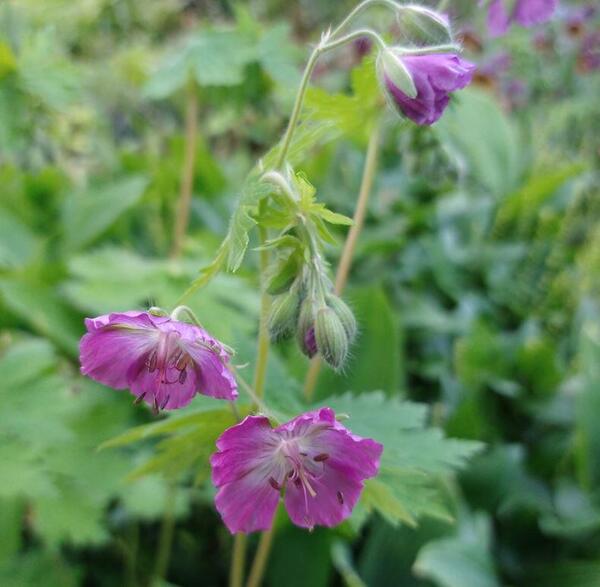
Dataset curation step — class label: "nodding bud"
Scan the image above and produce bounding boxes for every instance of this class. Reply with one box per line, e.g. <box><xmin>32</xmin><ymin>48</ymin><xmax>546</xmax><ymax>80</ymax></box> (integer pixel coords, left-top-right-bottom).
<box><xmin>297</xmin><ymin>298</ymin><xmax>317</xmax><ymax>358</ymax></box>
<box><xmin>376</xmin><ymin>47</ymin><xmax>417</xmax><ymax>99</ymax></box>
<box><xmin>268</xmin><ymin>289</ymin><xmax>300</xmax><ymax>342</ymax></box>
<box><xmin>326</xmin><ymin>294</ymin><xmax>357</xmax><ymax>344</ymax></box>
<box><xmin>315</xmin><ymin>307</ymin><xmax>349</xmax><ymax>370</ymax></box>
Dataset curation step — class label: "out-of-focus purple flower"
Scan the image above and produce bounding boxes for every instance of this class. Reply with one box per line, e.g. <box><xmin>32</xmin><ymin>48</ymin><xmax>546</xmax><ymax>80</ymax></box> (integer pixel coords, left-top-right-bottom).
<box><xmin>578</xmin><ymin>30</ymin><xmax>600</xmax><ymax>72</ymax></box>
<box><xmin>210</xmin><ymin>408</ymin><xmax>382</xmax><ymax>533</ymax></box>
<box><xmin>503</xmin><ymin>78</ymin><xmax>529</xmax><ymax>108</ymax></box>
<box><xmin>485</xmin><ymin>0</ymin><xmax>558</xmax><ymax>37</ymax></box>
<box><xmin>381</xmin><ymin>52</ymin><xmax>475</xmax><ymax>126</ymax></box>
<box><xmin>80</xmin><ymin>311</ymin><xmax>237</xmax><ymax>411</ymax></box>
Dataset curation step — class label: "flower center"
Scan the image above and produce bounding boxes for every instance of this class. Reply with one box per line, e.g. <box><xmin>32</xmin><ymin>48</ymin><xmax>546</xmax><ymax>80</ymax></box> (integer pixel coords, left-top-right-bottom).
<box><xmin>142</xmin><ymin>331</ymin><xmax>192</xmax><ymax>410</ymax></box>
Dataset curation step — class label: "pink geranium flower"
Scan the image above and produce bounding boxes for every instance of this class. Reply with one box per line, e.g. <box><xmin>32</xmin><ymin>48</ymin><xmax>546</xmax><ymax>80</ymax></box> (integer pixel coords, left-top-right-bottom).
<box><xmin>381</xmin><ymin>53</ymin><xmax>475</xmax><ymax>126</ymax></box>
<box><xmin>80</xmin><ymin>311</ymin><xmax>237</xmax><ymax>411</ymax></box>
<box><xmin>210</xmin><ymin>408</ymin><xmax>382</xmax><ymax>533</ymax></box>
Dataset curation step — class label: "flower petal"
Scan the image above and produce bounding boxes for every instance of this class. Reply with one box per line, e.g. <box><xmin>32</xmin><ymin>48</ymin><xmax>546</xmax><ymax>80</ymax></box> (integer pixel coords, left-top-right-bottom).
<box><xmin>211</xmin><ymin>416</ymin><xmax>282</xmax><ymax>533</ymax></box>
<box><xmin>185</xmin><ymin>343</ymin><xmax>238</xmax><ymax>400</ymax></box>
<box><xmin>80</xmin><ymin>312</ymin><xmax>157</xmax><ymax>389</ymax></box>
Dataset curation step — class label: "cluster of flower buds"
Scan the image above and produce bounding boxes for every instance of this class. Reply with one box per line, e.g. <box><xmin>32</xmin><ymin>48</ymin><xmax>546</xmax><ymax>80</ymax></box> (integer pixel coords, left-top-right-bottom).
<box><xmin>268</xmin><ymin>268</ymin><xmax>357</xmax><ymax>370</ymax></box>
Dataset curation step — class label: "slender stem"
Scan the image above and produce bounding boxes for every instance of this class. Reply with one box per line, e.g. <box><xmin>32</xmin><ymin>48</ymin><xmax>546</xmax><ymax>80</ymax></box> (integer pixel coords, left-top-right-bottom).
<box><xmin>330</xmin><ymin>0</ymin><xmax>405</xmax><ymax>38</ymax></box>
<box><xmin>275</xmin><ymin>47</ymin><xmax>321</xmax><ymax>169</ymax></box>
<box><xmin>153</xmin><ymin>483</ymin><xmax>177</xmax><ymax>581</ymax></box>
<box><xmin>253</xmin><ymin>226</ymin><xmax>272</xmax><ymax>401</ymax></box>
<box><xmin>245</xmin><ymin>518</ymin><xmax>277</xmax><ymax>587</ymax></box>
<box><xmin>334</xmin><ymin>122</ymin><xmax>382</xmax><ymax>294</ymax></box>
<box><xmin>303</xmin><ymin>122</ymin><xmax>383</xmax><ymax>402</ymax></box>
<box><xmin>230</xmin><ymin>534</ymin><xmax>247</xmax><ymax>587</ymax></box>
<box><xmin>171</xmin><ymin>77</ymin><xmax>199</xmax><ymax>258</ymax></box>
<box><xmin>437</xmin><ymin>0</ymin><xmax>450</xmax><ymax>12</ymax></box>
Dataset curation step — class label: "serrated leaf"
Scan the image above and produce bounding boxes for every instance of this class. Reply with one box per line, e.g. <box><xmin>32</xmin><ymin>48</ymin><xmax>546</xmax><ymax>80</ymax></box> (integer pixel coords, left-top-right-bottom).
<box><xmin>313</xmin><ymin>205</ymin><xmax>354</xmax><ymax>226</ymax></box>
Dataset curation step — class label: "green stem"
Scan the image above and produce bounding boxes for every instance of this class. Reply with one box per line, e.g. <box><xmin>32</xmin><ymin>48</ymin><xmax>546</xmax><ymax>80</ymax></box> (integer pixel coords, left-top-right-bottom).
<box><xmin>437</xmin><ymin>0</ymin><xmax>451</xmax><ymax>11</ymax></box>
<box><xmin>171</xmin><ymin>77</ymin><xmax>199</xmax><ymax>258</ymax></box>
<box><xmin>253</xmin><ymin>226</ymin><xmax>271</xmax><ymax>402</ymax></box>
<box><xmin>245</xmin><ymin>515</ymin><xmax>278</xmax><ymax>587</ymax></box>
<box><xmin>230</xmin><ymin>534</ymin><xmax>247</xmax><ymax>587</ymax></box>
<box><xmin>303</xmin><ymin>121</ymin><xmax>383</xmax><ymax>402</ymax></box>
<box><xmin>153</xmin><ymin>483</ymin><xmax>177</xmax><ymax>582</ymax></box>
<box><xmin>330</xmin><ymin>0</ymin><xmax>405</xmax><ymax>38</ymax></box>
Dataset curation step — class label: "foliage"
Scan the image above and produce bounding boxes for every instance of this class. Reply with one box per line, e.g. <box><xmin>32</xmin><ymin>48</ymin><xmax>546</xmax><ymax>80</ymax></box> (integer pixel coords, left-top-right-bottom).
<box><xmin>0</xmin><ymin>0</ymin><xmax>599</xmax><ymax>586</ymax></box>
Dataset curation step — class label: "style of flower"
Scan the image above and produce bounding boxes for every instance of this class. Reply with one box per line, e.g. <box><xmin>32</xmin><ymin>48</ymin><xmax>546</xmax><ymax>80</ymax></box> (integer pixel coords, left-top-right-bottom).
<box><xmin>381</xmin><ymin>53</ymin><xmax>475</xmax><ymax>126</ymax></box>
<box><xmin>484</xmin><ymin>0</ymin><xmax>558</xmax><ymax>37</ymax></box>
<box><xmin>80</xmin><ymin>311</ymin><xmax>237</xmax><ymax>411</ymax></box>
<box><xmin>210</xmin><ymin>408</ymin><xmax>382</xmax><ymax>533</ymax></box>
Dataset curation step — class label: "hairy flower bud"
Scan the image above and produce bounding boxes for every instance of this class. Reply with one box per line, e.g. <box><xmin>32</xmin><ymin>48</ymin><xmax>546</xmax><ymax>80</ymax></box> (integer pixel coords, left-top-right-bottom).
<box><xmin>297</xmin><ymin>298</ymin><xmax>317</xmax><ymax>357</ymax></box>
<box><xmin>268</xmin><ymin>289</ymin><xmax>300</xmax><ymax>342</ymax></box>
<box><xmin>326</xmin><ymin>294</ymin><xmax>357</xmax><ymax>343</ymax></box>
<box><xmin>315</xmin><ymin>307</ymin><xmax>349</xmax><ymax>370</ymax></box>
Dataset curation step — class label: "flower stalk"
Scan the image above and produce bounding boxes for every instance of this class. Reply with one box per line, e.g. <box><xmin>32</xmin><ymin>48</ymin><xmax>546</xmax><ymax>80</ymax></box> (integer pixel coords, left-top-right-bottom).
<box><xmin>304</xmin><ymin>121</ymin><xmax>382</xmax><ymax>401</ymax></box>
<box><xmin>171</xmin><ymin>76</ymin><xmax>199</xmax><ymax>258</ymax></box>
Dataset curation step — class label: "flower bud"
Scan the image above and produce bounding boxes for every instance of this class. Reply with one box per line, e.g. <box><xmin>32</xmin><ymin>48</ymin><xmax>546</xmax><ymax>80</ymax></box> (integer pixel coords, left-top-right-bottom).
<box><xmin>268</xmin><ymin>289</ymin><xmax>300</xmax><ymax>342</ymax></box>
<box><xmin>326</xmin><ymin>294</ymin><xmax>357</xmax><ymax>344</ymax></box>
<box><xmin>297</xmin><ymin>298</ymin><xmax>317</xmax><ymax>358</ymax></box>
<box><xmin>315</xmin><ymin>307</ymin><xmax>349</xmax><ymax>370</ymax></box>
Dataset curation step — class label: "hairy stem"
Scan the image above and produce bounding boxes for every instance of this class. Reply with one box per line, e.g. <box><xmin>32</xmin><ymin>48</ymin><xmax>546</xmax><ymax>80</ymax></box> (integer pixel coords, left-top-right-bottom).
<box><xmin>245</xmin><ymin>519</ymin><xmax>277</xmax><ymax>587</ymax></box>
<box><xmin>303</xmin><ymin>122</ymin><xmax>382</xmax><ymax>402</ymax></box>
<box><xmin>153</xmin><ymin>483</ymin><xmax>177</xmax><ymax>581</ymax></box>
<box><xmin>171</xmin><ymin>77</ymin><xmax>198</xmax><ymax>258</ymax></box>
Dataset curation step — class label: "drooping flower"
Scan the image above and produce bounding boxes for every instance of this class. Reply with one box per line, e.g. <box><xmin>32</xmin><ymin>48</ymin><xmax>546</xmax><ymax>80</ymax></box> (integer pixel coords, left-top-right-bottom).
<box><xmin>378</xmin><ymin>51</ymin><xmax>475</xmax><ymax>126</ymax></box>
<box><xmin>80</xmin><ymin>310</ymin><xmax>237</xmax><ymax>411</ymax></box>
<box><xmin>485</xmin><ymin>0</ymin><xmax>558</xmax><ymax>37</ymax></box>
<box><xmin>210</xmin><ymin>408</ymin><xmax>382</xmax><ymax>533</ymax></box>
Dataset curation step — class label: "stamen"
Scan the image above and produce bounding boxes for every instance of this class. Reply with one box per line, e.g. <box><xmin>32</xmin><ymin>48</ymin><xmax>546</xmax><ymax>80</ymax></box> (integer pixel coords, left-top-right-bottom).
<box><xmin>175</xmin><ymin>353</ymin><xmax>189</xmax><ymax>371</ymax></box>
<box><xmin>337</xmin><ymin>491</ymin><xmax>344</xmax><ymax>505</ymax></box>
<box><xmin>152</xmin><ymin>396</ymin><xmax>159</xmax><ymax>415</ymax></box>
<box><xmin>178</xmin><ymin>369</ymin><xmax>187</xmax><ymax>384</ymax></box>
<box><xmin>146</xmin><ymin>352</ymin><xmax>157</xmax><ymax>372</ymax></box>
<box><xmin>269</xmin><ymin>477</ymin><xmax>281</xmax><ymax>491</ymax></box>
<box><xmin>313</xmin><ymin>453</ymin><xmax>329</xmax><ymax>462</ymax></box>
<box><xmin>134</xmin><ymin>392</ymin><xmax>146</xmax><ymax>405</ymax></box>
<box><xmin>160</xmin><ymin>395</ymin><xmax>170</xmax><ymax>410</ymax></box>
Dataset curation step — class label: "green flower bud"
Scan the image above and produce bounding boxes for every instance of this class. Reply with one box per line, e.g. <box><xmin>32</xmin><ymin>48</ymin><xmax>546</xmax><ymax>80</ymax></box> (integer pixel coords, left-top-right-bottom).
<box><xmin>326</xmin><ymin>294</ymin><xmax>357</xmax><ymax>344</ymax></box>
<box><xmin>268</xmin><ymin>289</ymin><xmax>300</xmax><ymax>342</ymax></box>
<box><xmin>315</xmin><ymin>307</ymin><xmax>349</xmax><ymax>370</ymax></box>
<box><xmin>297</xmin><ymin>297</ymin><xmax>317</xmax><ymax>358</ymax></box>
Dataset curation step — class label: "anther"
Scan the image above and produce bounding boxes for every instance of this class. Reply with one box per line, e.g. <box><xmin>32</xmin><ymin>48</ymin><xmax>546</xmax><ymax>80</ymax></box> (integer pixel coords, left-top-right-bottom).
<box><xmin>152</xmin><ymin>396</ymin><xmax>159</xmax><ymax>415</ymax></box>
<box><xmin>337</xmin><ymin>491</ymin><xmax>344</xmax><ymax>505</ymax></box>
<box><xmin>146</xmin><ymin>352</ymin><xmax>157</xmax><ymax>373</ymax></box>
<box><xmin>269</xmin><ymin>477</ymin><xmax>281</xmax><ymax>491</ymax></box>
<box><xmin>178</xmin><ymin>369</ymin><xmax>187</xmax><ymax>384</ymax></box>
<box><xmin>313</xmin><ymin>453</ymin><xmax>329</xmax><ymax>462</ymax></box>
<box><xmin>134</xmin><ymin>392</ymin><xmax>146</xmax><ymax>405</ymax></box>
<box><xmin>161</xmin><ymin>395</ymin><xmax>170</xmax><ymax>410</ymax></box>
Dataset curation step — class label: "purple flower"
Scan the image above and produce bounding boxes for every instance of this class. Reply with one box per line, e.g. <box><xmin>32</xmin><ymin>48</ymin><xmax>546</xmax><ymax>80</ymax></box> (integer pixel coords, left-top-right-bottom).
<box><xmin>485</xmin><ymin>0</ymin><xmax>558</xmax><ymax>37</ymax></box>
<box><xmin>80</xmin><ymin>311</ymin><xmax>237</xmax><ymax>411</ymax></box>
<box><xmin>210</xmin><ymin>408</ymin><xmax>382</xmax><ymax>533</ymax></box>
<box><xmin>382</xmin><ymin>53</ymin><xmax>475</xmax><ymax>126</ymax></box>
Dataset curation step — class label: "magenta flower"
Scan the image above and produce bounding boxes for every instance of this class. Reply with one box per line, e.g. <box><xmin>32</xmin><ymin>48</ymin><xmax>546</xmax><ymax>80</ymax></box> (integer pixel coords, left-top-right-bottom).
<box><xmin>80</xmin><ymin>311</ymin><xmax>237</xmax><ymax>411</ymax></box>
<box><xmin>382</xmin><ymin>53</ymin><xmax>475</xmax><ymax>126</ymax></box>
<box><xmin>485</xmin><ymin>0</ymin><xmax>558</xmax><ymax>37</ymax></box>
<box><xmin>210</xmin><ymin>408</ymin><xmax>382</xmax><ymax>533</ymax></box>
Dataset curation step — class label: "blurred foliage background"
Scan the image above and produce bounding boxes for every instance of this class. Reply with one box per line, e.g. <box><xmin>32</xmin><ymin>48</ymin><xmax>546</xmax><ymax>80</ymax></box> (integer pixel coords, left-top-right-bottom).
<box><xmin>0</xmin><ymin>0</ymin><xmax>599</xmax><ymax>585</ymax></box>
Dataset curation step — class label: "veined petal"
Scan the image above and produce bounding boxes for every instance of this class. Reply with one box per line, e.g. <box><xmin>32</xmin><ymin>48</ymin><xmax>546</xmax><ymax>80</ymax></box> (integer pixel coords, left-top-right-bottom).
<box><xmin>211</xmin><ymin>416</ymin><xmax>282</xmax><ymax>533</ymax></box>
<box><xmin>185</xmin><ymin>342</ymin><xmax>238</xmax><ymax>400</ymax></box>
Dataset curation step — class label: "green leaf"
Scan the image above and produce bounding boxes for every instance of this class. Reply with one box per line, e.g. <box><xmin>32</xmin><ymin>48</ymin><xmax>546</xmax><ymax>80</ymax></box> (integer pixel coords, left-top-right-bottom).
<box><xmin>312</xmin><ymin>205</ymin><xmax>354</xmax><ymax>226</ymax></box>
<box><xmin>305</xmin><ymin>58</ymin><xmax>381</xmax><ymax>144</ymax></box>
<box><xmin>414</xmin><ymin>512</ymin><xmax>501</xmax><ymax>587</ymax></box>
<box><xmin>62</xmin><ymin>175</ymin><xmax>148</xmax><ymax>251</ymax></box>
<box><xmin>436</xmin><ymin>89</ymin><xmax>522</xmax><ymax>196</ymax></box>
<box><xmin>188</xmin><ymin>29</ymin><xmax>256</xmax><ymax>87</ymax></box>
<box><xmin>0</xmin><ymin>207</ymin><xmax>39</xmax><ymax>268</ymax></box>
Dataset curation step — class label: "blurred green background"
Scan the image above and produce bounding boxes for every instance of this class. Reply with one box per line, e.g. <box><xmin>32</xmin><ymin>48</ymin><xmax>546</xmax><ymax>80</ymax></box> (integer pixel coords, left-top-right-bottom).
<box><xmin>0</xmin><ymin>0</ymin><xmax>599</xmax><ymax>585</ymax></box>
